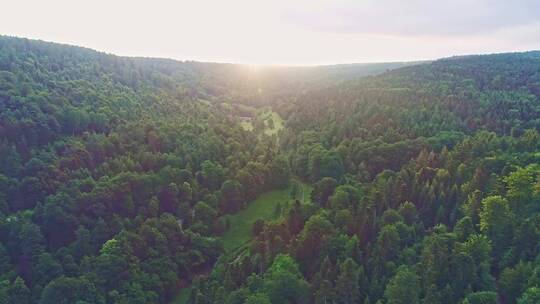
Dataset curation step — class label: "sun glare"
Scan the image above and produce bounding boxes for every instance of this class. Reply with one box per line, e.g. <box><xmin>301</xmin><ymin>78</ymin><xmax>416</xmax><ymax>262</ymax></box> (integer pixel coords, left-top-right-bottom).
<box><xmin>2</xmin><ymin>0</ymin><xmax>539</xmax><ymax>65</ymax></box>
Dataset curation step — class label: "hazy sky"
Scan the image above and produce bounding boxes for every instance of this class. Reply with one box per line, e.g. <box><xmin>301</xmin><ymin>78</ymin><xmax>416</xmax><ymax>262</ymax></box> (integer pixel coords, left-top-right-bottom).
<box><xmin>3</xmin><ymin>0</ymin><xmax>540</xmax><ymax>65</ymax></box>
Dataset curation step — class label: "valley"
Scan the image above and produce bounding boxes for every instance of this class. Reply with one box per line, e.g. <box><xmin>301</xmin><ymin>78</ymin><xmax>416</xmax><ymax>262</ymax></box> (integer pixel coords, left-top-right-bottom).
<box><xmin>0</xmin><ymin>36</ymin><xmax>539</xmax><ymax>304</ymax></box>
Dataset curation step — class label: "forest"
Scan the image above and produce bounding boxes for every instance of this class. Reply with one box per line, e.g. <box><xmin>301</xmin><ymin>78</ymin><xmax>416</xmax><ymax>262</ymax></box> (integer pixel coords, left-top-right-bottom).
<box><xmin>0</xmin><ymin>36</ymin><xmax>540</xmax><ymax>304</ymax></box>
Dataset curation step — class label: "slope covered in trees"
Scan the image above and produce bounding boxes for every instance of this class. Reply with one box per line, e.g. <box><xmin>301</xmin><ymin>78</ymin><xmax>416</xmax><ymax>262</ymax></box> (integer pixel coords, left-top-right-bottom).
<box><xmin>0</xmin><ymin>36</ymin><xmax>296</xmax><ymax>303</ymax></box>
<box><xmin>191</xmin><ymin>52</ymin><xmax>540</xmax><ymax>303</ymax></box>
<box><xmin>1</xmin><ymin>36</ymin><xmax>540</xmax><ymax>304</ymax></box>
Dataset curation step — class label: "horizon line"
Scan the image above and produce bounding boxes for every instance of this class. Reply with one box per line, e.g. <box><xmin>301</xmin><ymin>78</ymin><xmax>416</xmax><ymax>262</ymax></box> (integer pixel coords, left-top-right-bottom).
<box><xmin>2</xmin><ymin>34</ymin><xmax>539</xmax><ymax>67</ymax></box>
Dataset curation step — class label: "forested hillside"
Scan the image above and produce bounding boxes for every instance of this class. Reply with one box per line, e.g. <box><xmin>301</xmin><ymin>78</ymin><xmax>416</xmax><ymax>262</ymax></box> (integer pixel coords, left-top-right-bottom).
<box><xmin>0</xmin><ymin>36</ymin><xmax>540</xmax><ymax>304</ymax></box>
<box><xmin>190</xmin><ymin>52</ymin><xmax>540</xmax><ymax>303</ymax></box>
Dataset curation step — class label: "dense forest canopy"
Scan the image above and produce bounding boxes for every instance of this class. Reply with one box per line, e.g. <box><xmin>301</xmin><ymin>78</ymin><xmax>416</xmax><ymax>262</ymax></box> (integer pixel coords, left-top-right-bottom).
<box><xmin>1</xmin><ymin>36</ymin><xmax>540</xmax><ymax>304</ymax></box>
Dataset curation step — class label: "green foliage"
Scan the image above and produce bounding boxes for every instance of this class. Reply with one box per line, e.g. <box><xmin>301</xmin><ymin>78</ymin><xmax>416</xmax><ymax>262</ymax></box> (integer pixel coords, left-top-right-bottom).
<box><xmin>499</xmin><ymin>263</ymin><xmax>533</xmax><ymax>304</ymax></box>
<box><xmin>463</xmin><ymin>291</ymin><xmax>498</xmax><ymax>304</ymax></box>
<box><xmin>479</xmin><ymin>196</ymin><xmax>514</xmax><ymax>258</ymax></box>
<box><xmin>263</xmin><ymin>254</ymin><xmax>310</xmax><ymax>304</ymax></box>
<box><xmin>384</xmin><ymin>266</ymin><xmax>420</xmax><ymax>304</ymax></box>
<box><xmin>335</xmin><ymin>258</ymin><xmax>361</xmax><ymax>303</ymax></box>
<box><xmin>7</xmin><ymin>277</ymin><xmax>31</xmax><ymax>304</ymax></box>
<box><xmin>245</xmin><ymin>292</ymin><xmax>272</xmax><ymax>304</ymax></box>
<box><xmin>518</xmin><ymin>287</ymin><xmax>540</xmax><ymax>304</ymax></box>
<box><xmin>40</xmin><ymin>276</ymin><xmax>105</xmax><ymax>304</ymax></box>
<box><xmin>2</xmin><ymin>37</ymin><xmax>540</xmax><ymax>304</ymax></box>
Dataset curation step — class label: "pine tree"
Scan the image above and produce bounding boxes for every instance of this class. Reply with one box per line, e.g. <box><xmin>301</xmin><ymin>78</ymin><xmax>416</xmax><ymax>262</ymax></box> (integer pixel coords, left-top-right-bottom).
<box><xmin>335</xmin><ymin>258</ymin><xmax>360</xmax><ymax>303</ymax></box>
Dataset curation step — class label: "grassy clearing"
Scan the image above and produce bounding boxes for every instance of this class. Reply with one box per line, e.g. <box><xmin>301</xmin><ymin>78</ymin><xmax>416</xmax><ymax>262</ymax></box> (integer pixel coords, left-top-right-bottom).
<box><xmin>221</xmin><ymin>179</ymin><xmax>312</xmax><ymax>253</ymax></box>
<box><xmin>295</xmin><ymin>179</ymin><xmax>313</xmax><ymax>204</ymax></box>
<box><xmin>240</xmin><ymin>121</ymin><xmax>254</xmax><ymax>131</ymax></box>
<box><xmin>239</xmin><ymin>109</ymin><xmax>283</xmax><ymax>136</ymax></box>
<box><xmin>221</xmin><ymin>187</ymin><xmax>291</xmax><ymax>253</ymax></box>
<box><xmin>259</xmin><ymin>110</ymin><xmax>283</xmax><ymax>136</ymax></box>
<box><xmin>172</xmin><ymin>187</ymin><xmax>290</xmax><ymax>304</ymax></box>
<box><xmin>172</xmin><ymin>179</ymin><xmax>311</xmax><ymax>304</ymax></box>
